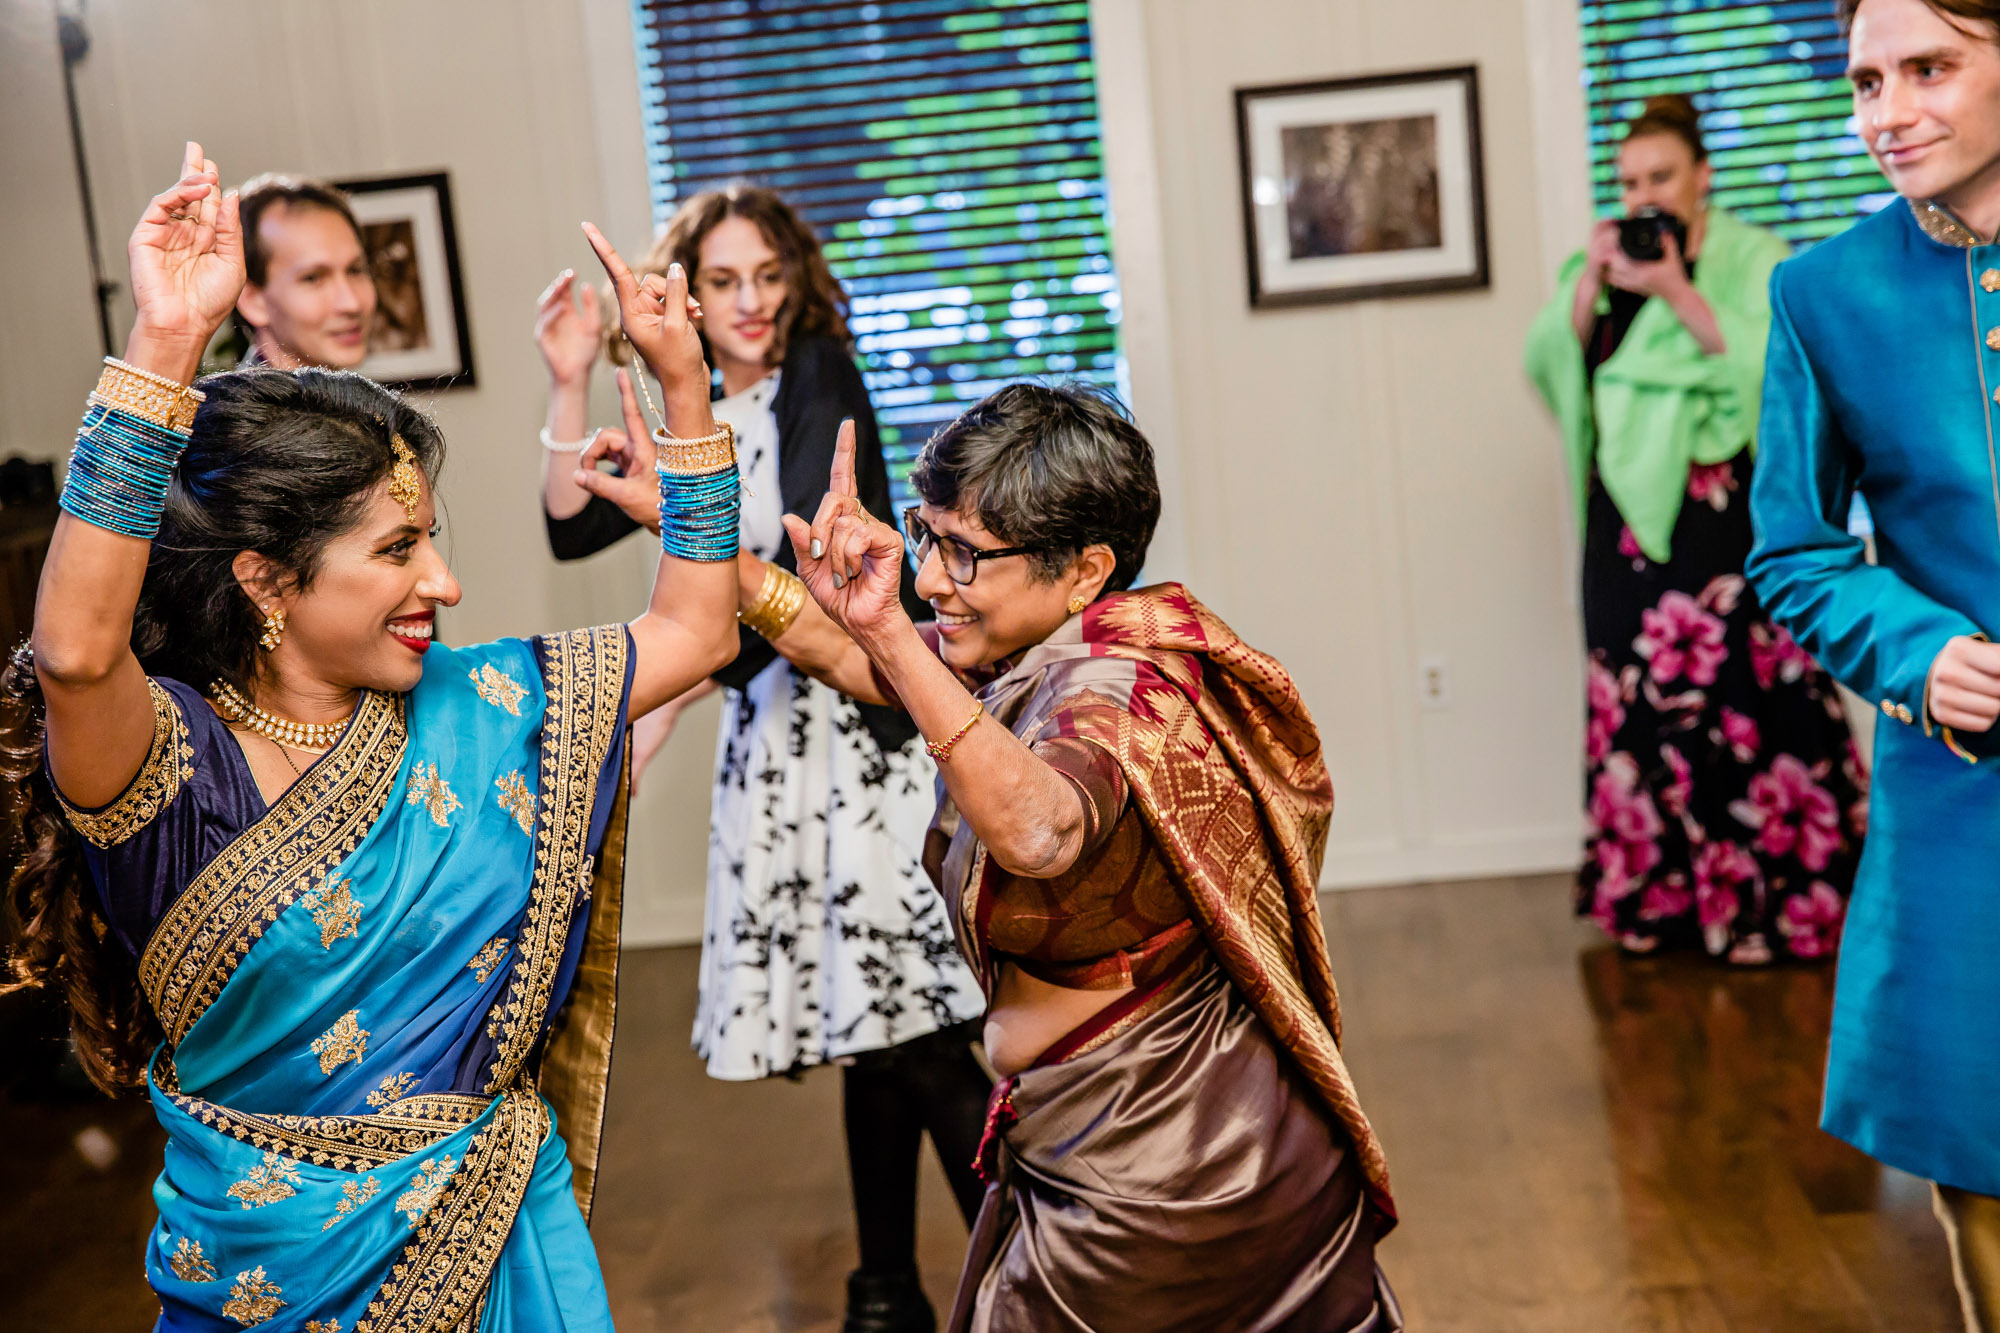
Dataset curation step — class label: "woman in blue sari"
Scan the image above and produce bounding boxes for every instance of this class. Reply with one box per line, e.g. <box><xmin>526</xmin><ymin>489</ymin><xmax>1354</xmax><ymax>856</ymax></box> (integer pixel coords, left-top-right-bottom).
<box><xmin>0</xmin><ymin>143</ymin><xmax>742</xmax><ymax>1330</ymax></box>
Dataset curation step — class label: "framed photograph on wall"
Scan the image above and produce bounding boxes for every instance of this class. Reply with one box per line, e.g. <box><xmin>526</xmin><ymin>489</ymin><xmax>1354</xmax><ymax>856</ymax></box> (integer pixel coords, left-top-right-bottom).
<box><xmin>333</xmin><ymin>172</ymin><xmax>477</xmax><ymax>390</ymax></box>
<box><xmin>1235</xmin><ymin>66</ymin><xmax>1490</xmax><ymax>308</ymax></box>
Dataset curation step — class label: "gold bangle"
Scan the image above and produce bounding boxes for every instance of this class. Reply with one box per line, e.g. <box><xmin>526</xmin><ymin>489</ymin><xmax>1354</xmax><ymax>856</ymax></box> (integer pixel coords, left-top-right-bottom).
<box><xmin>89</xmin><ymin>356</ymin><xmax>206</xmax><ymax>434</ymax></box>
<box><xmin>652</xmin><ymin>420</ymin><xmax>737</xmax><ymax>477</ymax></box>
<box><xmin>925</xmin><ymin>701</ymin><xmax>984</xmax><ymax>763</ymax></box>
<box><xmin>739</xmin><ymin>564</ymin><xmax>807</xmax><ymax>640</ymax></box>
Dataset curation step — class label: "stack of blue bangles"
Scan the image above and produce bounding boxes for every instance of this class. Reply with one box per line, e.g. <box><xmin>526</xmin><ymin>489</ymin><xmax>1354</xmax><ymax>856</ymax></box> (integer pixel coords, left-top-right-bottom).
<box><xmin>63</xmin><ymin>400</ymin><xmax>194</xmax><ymax>540</ymax></box>
<box><xmin>655</xmin><ymin>422</ymin><xmax>741</xmax><ymax>562</ymax></box>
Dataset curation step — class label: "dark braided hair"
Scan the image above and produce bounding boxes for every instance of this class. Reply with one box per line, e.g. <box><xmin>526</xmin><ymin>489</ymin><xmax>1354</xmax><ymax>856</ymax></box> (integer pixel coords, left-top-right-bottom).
<box><xmin>0</xmin><ymin>367</ymin><xmax>444</xmax><ymax>1093</ymax></box>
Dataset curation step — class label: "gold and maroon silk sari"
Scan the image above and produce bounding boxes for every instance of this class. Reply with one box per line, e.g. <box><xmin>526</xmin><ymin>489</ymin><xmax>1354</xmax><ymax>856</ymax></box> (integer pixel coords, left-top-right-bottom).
<box><xmin>932</xmin><ymin>583</ymin><xmax>1399</xmax><ymax>1332</ymax></box>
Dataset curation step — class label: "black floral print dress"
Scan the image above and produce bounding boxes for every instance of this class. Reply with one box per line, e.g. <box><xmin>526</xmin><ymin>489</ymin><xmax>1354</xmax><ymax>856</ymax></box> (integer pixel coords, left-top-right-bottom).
<box><xmin>1578</xmin><ymin>289</ymin><xmax>1867</xmax><ymax>963</ymax></box>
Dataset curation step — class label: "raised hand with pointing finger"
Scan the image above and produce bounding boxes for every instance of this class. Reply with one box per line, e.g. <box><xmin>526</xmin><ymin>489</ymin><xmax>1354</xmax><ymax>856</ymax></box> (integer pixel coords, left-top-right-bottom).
<box><xmin>781</xmin><ymin>420</ymin><xmax>910</xmax><ymax>649</ymax></box>
<box><xmin>127</xmin><ymin>140</ymin><xmax>246</xmax><ymax>385</ymax></box>
<box><xmin>580</xmin><ymin>222</ymin><xmax>712</xmax><ymax>442</ymax></box>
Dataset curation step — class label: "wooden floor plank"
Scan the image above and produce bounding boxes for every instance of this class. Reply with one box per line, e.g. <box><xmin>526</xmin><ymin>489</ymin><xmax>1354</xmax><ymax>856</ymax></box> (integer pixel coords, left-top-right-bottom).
<box><xmin>0</xmin><ymin>873</ymin><xmax>1965</xmax><ymax>1330</ymax></box>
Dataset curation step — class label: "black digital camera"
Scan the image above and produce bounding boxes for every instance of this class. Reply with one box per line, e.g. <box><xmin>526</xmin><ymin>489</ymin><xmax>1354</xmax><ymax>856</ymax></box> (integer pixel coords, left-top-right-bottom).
<box><xmin>1617</xmin><ymin>206</ymin><xmax>1689</xmax><ymax>262</ymax></box>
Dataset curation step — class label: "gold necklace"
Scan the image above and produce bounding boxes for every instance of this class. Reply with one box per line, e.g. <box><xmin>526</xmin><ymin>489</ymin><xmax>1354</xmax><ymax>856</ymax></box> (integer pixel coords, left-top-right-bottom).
<box><xmin>210</xmin><ymin>680</ymin><xmax>354</xmax><ymax>750</ymax></box>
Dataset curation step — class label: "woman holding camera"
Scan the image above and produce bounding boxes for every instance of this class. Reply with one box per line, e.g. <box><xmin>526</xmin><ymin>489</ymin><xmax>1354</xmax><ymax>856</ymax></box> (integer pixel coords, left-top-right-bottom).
<box><xmin>1526</xmin><ymin>95</ymin><xmax>1866</xmax><ymax>963</ymax></box>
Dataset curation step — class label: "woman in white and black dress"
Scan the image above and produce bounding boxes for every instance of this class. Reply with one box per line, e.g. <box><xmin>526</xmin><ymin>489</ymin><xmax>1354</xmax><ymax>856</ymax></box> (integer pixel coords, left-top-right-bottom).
<box><xmin>534</xmin><ymin>185</ymin><xmax>988</xmax><ymax>1333</ymax></box>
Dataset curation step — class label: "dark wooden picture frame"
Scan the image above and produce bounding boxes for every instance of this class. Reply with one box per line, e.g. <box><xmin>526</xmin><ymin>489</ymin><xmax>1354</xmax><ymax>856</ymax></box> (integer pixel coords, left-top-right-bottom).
<box><xmin>333</xmin><ymin>171</ymin><xmax>478</xmax><ymax>391</ymax></box>
<box><xmin>1235</xmin><ymin>65</ymin><xmax>1490</xmax><ymax>308</ymax></box>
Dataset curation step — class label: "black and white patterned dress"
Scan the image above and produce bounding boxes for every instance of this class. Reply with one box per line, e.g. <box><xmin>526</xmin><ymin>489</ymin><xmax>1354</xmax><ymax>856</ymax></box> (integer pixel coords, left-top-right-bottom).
<box><xmin>695</xmin><ymin>375</ymin><xmax>982</xmax><ymax>1079</ymax></box>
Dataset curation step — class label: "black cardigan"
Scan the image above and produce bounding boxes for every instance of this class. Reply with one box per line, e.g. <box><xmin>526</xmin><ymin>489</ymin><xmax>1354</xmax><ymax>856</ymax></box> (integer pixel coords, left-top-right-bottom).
<box><xmin>545</xmin><ymin>334</ymin><xmax>924</xmax><ymax>754</ymax></box>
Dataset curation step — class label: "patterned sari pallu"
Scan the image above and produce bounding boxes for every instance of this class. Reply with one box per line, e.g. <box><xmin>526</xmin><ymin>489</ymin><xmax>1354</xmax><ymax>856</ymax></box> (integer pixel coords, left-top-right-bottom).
<box><xmin>97</xmin><ymin>628</ymin><xmax>632</xmax><ymax>1332</ymax></box>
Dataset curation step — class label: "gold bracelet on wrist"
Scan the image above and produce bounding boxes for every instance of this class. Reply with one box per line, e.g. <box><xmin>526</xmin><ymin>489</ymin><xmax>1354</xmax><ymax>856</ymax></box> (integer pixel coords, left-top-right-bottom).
<box><xmin>739</xmin><ymin>564</ymin><xmax>808</xmax><ymax>640</ymax></box>
<box><xmin>88</xmin><ymin>356</ymin><xmax>205</xmax><ymax>434</ymax></box>
<box><xmin>652</xmin><ymin>420</ymin><xmax>737</xmax><ymax>477</ymax></box>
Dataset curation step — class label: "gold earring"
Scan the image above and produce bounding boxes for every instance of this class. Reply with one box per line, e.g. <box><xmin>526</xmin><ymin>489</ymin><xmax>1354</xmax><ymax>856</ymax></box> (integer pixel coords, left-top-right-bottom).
<box><xmin>260</xmin><ymin>607</ymin><xmax>286</xmax><ymax>652</ymax></box>
<box><xmin>1068</xmin><ymin>594</ymin><xmax>1088</xmax><ymax>615</ymax></box>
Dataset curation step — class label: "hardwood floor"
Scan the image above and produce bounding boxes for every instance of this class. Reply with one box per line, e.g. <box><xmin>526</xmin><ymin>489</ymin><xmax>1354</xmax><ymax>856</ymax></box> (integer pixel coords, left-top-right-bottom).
<box><xmin>0</xmin><ymin>874</ymin><xmax>1964</xmax><ymax>1330</ymax></box>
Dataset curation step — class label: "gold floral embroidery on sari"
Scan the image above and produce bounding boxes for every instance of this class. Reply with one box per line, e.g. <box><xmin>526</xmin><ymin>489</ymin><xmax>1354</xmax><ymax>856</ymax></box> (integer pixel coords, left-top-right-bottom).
<box><xmin>470</xmin><ymin>663</ymin><xmax>528</xmax><ymax>716</ymax></box>
<box><xmin>56</xmin><ymin>678</ymin><xmax>194</xmax><ymax>848</ymax></box>
<box><xmin>481</xmin><ymin>625</ymin><xmax>627</xmax><ymax>1094</ymax></box>
<box><xmin>467</xmin><ymin>936</ymin><xmax>510</xmax><ymax>983</ymax></box>
<box><xmin>321</xmin><ymin>1176</ymin><xmax>379</xmax><ymax>1231</ymax></box>
<box><xmin>394</xmin><ymin>1153</ymin><xmax>458</xmax><ymax>1229</ymax></box>
<box><xmin>406</xmin><ymin>763</ymin><xmax>461</xmax><ymax>827</ymax></box>
<box><xmin>140</xmin><ymin>691</ymin><xmax>407</xmax><ymax>1047</ymax></box>
<box><xmin>222</xmin><ymin>1266</ymin><xmax>286</xmax><ymax>1325</ymax></box>
<box><xmin>311</xmin><ymin>1011</ymin><xmax>369</xmax><ymax>1074</ymax></box>
<box><xmin>306</xmin><ymin>1321</ymin><xmax>343</xmax><ymax>1333</ymax></box>
<box><xmin>301</xmin><ymin>879</ymin><xmax>362</xmax><ymax>949</ymax></box>
<box><xmin>365</xmin><ymin>1072</ymin><xmax>418</xmax><ymax>1109</ymax></box>
<box><xmin>168</xmin><ymin>1234</ymin><xmax>217</xmax><ymax>1282</ymax></box>
<box><xmin>226</xmin><ymin>1152</ymin><xmax>303</xmax><ymax>1208</ymax></box>
<box><xmin>493</xmin><ymin>771</ymin><xmax>535</xmax><ymax>834</ymax></box>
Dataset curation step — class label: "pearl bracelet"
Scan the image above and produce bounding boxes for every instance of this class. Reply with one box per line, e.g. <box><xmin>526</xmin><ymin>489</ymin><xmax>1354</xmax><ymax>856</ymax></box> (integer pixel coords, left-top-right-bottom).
<box><xmin>540</xmin><ymin>426</ymin><xmax>597</xmax><ymax>454</ymax></box>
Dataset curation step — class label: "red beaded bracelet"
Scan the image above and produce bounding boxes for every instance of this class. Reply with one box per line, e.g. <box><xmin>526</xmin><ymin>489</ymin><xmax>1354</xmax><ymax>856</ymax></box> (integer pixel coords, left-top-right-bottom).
<box><xmin>926</xmin><ymin>702</ymin><xmax>985</xmax><ymax>763</ymax></box>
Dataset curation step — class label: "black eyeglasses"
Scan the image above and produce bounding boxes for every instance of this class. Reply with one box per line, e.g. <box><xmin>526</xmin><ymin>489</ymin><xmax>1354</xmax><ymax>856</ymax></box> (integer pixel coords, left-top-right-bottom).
<box><xmin>901</xmin><ymin>507</ymin><xmax>1045</xmax><ymax>586</ymax></box>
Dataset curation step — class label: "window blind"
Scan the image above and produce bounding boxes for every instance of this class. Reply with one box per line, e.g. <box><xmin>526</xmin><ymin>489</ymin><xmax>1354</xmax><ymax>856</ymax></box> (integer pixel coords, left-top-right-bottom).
<box><xmin>630</xmin><ymin>0</ymin><xmax>1125</xmax><ymax>501</ymax></box>
<box><xmin>1578</xmin><ymin>0</ymin><xmax>1888</xmax><ymax>245</ymax></box>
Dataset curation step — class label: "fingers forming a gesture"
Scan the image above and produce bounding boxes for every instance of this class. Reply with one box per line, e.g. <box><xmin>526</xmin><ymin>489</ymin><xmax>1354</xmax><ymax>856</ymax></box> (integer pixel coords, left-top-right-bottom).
<box><xmin>534</xmin><ymin>268</ymin><xmax>604</xmax><ymax>387</ymax></box>
<box><xmin>128</xmin><ymin>140</ymin><xmax>245</xmax><ymax>347</ymax></box>
<box><xmin>782</xmin><ymin>421</ymin><xmax>910</xmax><ymax>643</ymax></box>
<box><xmin>580</xmin><ymin>223</ymin><xmax>707</xmax><ymax>412</ymax></box>
<box><xmin>572</xmin><ymin>368</ymin><xmax>665</xmax><ymax>532</ymax></box>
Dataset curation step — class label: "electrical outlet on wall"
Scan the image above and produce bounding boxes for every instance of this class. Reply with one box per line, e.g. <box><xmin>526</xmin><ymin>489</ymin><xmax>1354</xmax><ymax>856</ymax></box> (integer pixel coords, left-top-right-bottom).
<box><xmin>1418</xmin><ymin>654</ymin><xmax>1452</xmax><ymax>711</ymax></box>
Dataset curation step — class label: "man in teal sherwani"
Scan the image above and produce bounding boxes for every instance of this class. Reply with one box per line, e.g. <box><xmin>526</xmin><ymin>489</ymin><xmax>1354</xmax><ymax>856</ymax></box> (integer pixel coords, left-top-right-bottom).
<box><xmin>1748</xmin><ymin>0</ymin><xmax>2000</xmax><ymax>1323</ymax></box>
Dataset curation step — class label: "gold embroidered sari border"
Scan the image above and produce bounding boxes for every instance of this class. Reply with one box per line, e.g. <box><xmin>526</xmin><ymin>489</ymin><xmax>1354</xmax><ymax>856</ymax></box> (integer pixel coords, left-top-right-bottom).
<box><xmin>481</xmin><ymin>625</ymin><xmax>627</xmax><ymax>1093</ymax></box>
<box><xmin>353</xmin><ymin>1090</ymin><xmax>548</xmax><ymax>1333</ymax></box>
<box><xmin>154</xmin><ymin>1055</ymin><xmax>485</xmax><ymax>1173</ymax></box>
<box><xmin>57</xmin><ymin>679</ymin><xmax>193</xmax><ymax>848</ymax></box>
<box><xmin>139</xmin><ymin>691</ymin><xmax>408</xmax><ymax>1046</ymax></box>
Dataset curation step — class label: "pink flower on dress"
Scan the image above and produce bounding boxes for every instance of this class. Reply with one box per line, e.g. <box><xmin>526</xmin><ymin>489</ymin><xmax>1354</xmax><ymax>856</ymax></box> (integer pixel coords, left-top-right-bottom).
<box><xmin>1618</xmin><ymin>526</ymin><xmax>1645</xmax><ymax>562</ymax></box>
<box><xmin>1639</xmin><ymin>875</ymin><xmax>1694</xmax><ymax>921</ymax></box>
<box><xmin>1659</xmin><ymin>744</ymin><xmax>1694</xmax><ymax>819</ymax></box>
<box><xmin>1587</xmin><ymin>659</ymin><xmax>1627</xmax><ymax>764</ymax></box>
<box><xmin>1635</xmin><ymin>592</ymin><xmax>1729</xmax><ymax>687</ymax></box>
<box><xmin>1687</xmin><ymin>462</ymin><xmax>1738</xmax><ymax>510</ymax></box>
<box><xmin>1590</xmin><ymin>755</ymin><xmax>1664</xmax><ymax>901</ymax></box>
<box><xmin>1779</xmin><ymin>881</ymin><xmax>1846</xmax><ymax>959</ymax></box>
<box><xmin>1693</xmin><ymin>840</ymin><xmax>1760</xmax><ymax>930</ymax></box>
<box><xmin>1728</xmin><ymin>754</ymin><xmax>1843</xmax><ymax>872</ymax></box>
<box><xmin>1720</xmin><ymin>708</ymin><xmax>1761</xmax><ymax>763</ymax></box>
<box><xmin>1749</xmin><ymin>623</ymin><xmax>1813</xmax><ymax>690</ymax></box>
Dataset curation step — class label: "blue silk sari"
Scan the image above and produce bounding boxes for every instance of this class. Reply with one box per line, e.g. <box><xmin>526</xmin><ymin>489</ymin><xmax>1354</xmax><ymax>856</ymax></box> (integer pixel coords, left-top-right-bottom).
<box><xmin>57</xmin><ymin>626</ymin><xmax>632</xmax><ymax>1332</ymax></box>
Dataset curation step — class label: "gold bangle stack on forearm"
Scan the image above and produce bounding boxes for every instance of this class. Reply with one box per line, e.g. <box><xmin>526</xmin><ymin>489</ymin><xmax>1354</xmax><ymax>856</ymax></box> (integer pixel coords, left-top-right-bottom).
<box><xmin>651</xmin><ymin>421</ymin><xmax>737</xmax><ymax>476</ymax></box>
<box><xmin>90</xmin><ymin>356</ymin><xmax>207</xmax><ymax>433</ymax></box>
<box><xmin>739</xmin><ymin>563</ymin><xmax>808</xmax><ymax>640</ymax></box>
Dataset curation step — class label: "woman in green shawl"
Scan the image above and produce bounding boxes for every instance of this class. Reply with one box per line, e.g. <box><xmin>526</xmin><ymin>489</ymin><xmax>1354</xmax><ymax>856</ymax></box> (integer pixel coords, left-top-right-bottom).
<box><xmin>1525</xmin><ymin>95</ymin><xmax>1866</xmax><ymax>964</ymax></box>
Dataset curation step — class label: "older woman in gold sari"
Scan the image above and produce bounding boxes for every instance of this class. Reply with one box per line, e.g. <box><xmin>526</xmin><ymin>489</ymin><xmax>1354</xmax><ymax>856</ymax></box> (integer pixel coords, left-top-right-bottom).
<box><xmin>736</xmin><ymin>384</ymin><xmax>1402</xmax><ymax>1331</ymax></box>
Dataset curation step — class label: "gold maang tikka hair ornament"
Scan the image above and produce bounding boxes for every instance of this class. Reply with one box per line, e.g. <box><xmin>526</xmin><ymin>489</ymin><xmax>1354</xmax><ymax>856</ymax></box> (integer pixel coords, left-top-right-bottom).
<box><xmin>388</xmin><ymin>433</ymin><xmax>422</xmax><ymax>523</ymax></box>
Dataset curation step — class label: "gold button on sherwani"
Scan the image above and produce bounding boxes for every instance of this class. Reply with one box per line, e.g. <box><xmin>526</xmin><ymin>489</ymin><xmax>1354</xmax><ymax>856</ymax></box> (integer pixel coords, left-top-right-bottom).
<box><xmin>1983</xmin><ymin>268</ymin><xmax>2000</xmax><ymax>292</ymax></box>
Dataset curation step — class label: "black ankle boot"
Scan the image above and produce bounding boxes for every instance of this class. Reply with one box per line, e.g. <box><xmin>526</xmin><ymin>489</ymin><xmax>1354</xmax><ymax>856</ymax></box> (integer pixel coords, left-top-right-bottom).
<box><xmin>842</xmin><ymin>1267</ymin><xmax>937</xmax><ymax>1333</ymax></box>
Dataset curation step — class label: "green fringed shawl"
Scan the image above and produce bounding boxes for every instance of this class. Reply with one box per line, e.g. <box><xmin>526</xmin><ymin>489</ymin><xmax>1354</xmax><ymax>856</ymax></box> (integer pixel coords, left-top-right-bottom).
<box><xmin>1525</xmin><ymin>207</ymin><xmax>1792</xmax><ymax>562</ymax></box>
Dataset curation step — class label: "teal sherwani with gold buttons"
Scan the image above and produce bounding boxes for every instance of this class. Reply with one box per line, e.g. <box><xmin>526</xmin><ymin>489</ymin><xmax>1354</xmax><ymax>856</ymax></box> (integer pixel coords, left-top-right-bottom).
<box><xmin>1750</xmin><ymin>196</ymin><xmax>2000</xmax><ymax>1193</ymax></box>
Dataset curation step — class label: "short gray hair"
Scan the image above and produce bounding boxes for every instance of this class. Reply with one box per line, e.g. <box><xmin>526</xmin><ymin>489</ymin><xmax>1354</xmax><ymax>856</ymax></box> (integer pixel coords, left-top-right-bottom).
<box><xmin>911</xmin><ymin>382</ymin><xmax>1159</xmax><ymax>591</ymax></box>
